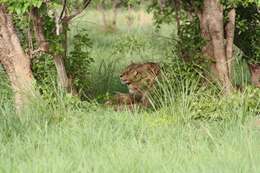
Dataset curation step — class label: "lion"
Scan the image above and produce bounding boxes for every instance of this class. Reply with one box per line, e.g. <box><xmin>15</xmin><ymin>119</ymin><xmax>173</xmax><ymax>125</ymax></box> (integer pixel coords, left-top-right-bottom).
<box><xmin>104</xmin><ymin>92</ymin><xmax>141</xmax><ymax>111</ymax></box>
<box><xmin>119</xmin><ymin>62</ymin><xmax>160</xmax><ymax>107</ymax></box>
<box><xmin>105</xmin><ymin>62</ymin><xmax>160</xmax><ymax>110</ymax></box>
<box><xmin>105</xmin><ymin>92</ymin><xmax>134</xmax><ymax>105</ymax></box>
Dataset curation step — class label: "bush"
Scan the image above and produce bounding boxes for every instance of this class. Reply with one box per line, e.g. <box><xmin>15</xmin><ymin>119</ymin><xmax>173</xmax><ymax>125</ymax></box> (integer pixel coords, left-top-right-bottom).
<box><xmin>66</xmin><ymin>30</ymin><xmax>94</xmax><ymax>99</ymax></box>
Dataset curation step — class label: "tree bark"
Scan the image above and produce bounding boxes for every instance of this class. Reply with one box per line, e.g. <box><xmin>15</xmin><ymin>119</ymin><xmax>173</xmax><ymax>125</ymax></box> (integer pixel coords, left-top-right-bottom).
<box><xmin>53</xmin><ymin>55</ymin><xmax>69</xmax><ymax>91</ymax></box>
<box><xmin>0</xmin><ymin>5</ymin><xmax>35</xmax><ymax>111</ymax></box>
<box><xmin>198</xmin><ymin>0</ymin><xmax>233</xmax><ymax>94</ymax></box>
<box><xmin>62</xmin><ymin>22</ymin><xmax>68</xmax><ymax>58</ymax></box>
<box><xmin>198</xmin><ymin>3</ymin><xmax>218</xmax><ymax>79</ymax></box>
<box><xmin>198</xmin><ymin>8</ymin><xmax>214</xmax><ymax>60</ymax></box>
<box><xmin>225</xmin><ymin>8</ymin><xmax>236</xmax><ymax>78</ymax></box>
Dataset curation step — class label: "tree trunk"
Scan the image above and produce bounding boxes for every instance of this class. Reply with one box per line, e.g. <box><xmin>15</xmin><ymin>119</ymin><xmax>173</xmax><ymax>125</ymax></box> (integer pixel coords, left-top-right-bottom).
<box><xmin>198</xmin><ymin>0</ymin><xmax>233</xmax><ymax>94</ymax></box>
<box><xmin>0</xmin><ymin>6</ymin><xmax>35</xmax><ymax>111</ymax></box>
<box><xmin>53</xmin><ymin>55</ymin><xmax>69</xmax><ymax>91</ymax></box>
<box><xmin>225</xmin><ymin>8</ymin><xmax>236</xmax><ymax>78</ymax></box>
<box><xmin>198</xmin><ymin>3</ymin><xmax>218</xmax><ymax>79</ymax></box>
<box><xmin>31</xmin><ymin>7</ymin><xmax>71</xmax><ymax>93</ymax></box>
<box><xmin>198</xmin><ymin>7</ymin><xmax>214</xmax><ymax>60</ymax></box>
<box><xmin>62</xmin><ymin>22</ymin><xmax>68</xmax><ymax>58</ymax></box>
<box><xmin>27</xmin><ymin>24</ymin><xmax>34</xmax><ymax>59</ymax></box>
<box><xmin>249</xmin><ymin>64</ymin><xmax>260</xmax><ymax>88</ymax></box>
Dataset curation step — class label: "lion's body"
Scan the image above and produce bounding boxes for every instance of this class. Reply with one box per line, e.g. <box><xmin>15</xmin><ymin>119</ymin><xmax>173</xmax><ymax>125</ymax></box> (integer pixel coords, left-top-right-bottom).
<box><xmin>120</xmin><ymin>62</ymin><xmax>160</xmax><ymax>107</ymax></box>
<box><xmin>105</xmin><ymin>92</ymin><xmax>140</xmax><ymax>111</ymax></box>
<box><xmin>120</xmin><ymin>62</ymin><xmax>160</xmax><ymax>93</ymax></box>
<box><xmin>105</xmin><ymin>92</ymin><xmax>134</xmax><ymax>105</ymax></box>
<box><xmin>105</xmin><ymin>62</ymin><xmax>160</xmax><ymax>110</ymax></box>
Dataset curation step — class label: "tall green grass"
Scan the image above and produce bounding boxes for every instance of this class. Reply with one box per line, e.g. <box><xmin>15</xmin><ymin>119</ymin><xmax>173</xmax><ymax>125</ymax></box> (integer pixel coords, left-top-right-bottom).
<box><xmin>0</xmin><ymin>93</ymin><xmax>260</xmax><ymax>173</ymax></box>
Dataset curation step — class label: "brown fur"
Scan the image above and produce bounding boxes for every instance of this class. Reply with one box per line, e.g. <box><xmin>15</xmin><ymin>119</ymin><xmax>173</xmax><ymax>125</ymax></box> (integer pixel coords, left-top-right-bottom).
<box><xmin>105</xmin><ymin>62</ymin><xmax>160</xmax><ymax>111</ymax></box>
<box><xmin>105</xmin><ymin>92</ymin><xmax>141</xmax><ymax>111</ymax></box>
<box><xmin>105</xmin><ymin>92</ymin><xmax>134</xmax><ymax>105</ymax></box>
<box><xmin>120</xmin><ymin>62</ymin><xmax>160</xmax><ymax>107</ymax></box>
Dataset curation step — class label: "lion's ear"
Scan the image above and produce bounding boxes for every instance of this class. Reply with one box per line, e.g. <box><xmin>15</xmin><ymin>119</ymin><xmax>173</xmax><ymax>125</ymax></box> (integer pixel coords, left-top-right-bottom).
<box><xmin>133</xmin><ymin>71</ymin><xmax>138</xmax><ymax>76</ymax></box>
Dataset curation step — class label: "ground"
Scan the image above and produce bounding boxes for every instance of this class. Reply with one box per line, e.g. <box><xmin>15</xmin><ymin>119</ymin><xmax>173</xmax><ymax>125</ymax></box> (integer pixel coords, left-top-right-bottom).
<box><xmin>0</xmin><ymin>9</ymin><xmax>260</xmax><ymax>173</ymax></box>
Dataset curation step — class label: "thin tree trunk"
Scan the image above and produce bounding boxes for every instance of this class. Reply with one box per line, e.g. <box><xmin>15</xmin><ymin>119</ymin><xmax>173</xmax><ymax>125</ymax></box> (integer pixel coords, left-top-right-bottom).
<box><xmin>0</xmin><ymin>5</ymin><xmax>35</xmax><ymax>111</ymax></box>
<box><xmin>27</xmin><ymin>24</ymin><xmax>34</xmax><ymax>59</ymax></box>
<box><xmin>225</xmin><ymin>8</ymin><xmax>236</xmax><ymax>77</ymax></box>
<box><xmin>31</xmin><ymin>7</ymin><xmax>71</xmax><ymax>92</ymax></box>
<box><xmin>55</xmin><ymin>9</ymin><xmax>62</xmax><ymax>35</ymax></box>
<box><xmin>53</xmin><ymin>55</ymin><xmax>69</xmax><ymax>91</ymax></box>
<box><xmin>62</xmin><ymin>22</ymin><xmax>68</xmax><ymax>58</ymax></box>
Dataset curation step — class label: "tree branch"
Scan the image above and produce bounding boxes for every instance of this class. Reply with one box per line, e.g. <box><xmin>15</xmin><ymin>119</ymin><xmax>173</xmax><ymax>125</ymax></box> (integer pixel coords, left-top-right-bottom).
<box><xmin>59</xmin><ymin>0</ymin><xmax>67</xmax><ymax>21</ymax></box>
<box><xmin>61</xmin><ymin>0</ymin><xmax>92</xmax><ymax>23</ymax></box>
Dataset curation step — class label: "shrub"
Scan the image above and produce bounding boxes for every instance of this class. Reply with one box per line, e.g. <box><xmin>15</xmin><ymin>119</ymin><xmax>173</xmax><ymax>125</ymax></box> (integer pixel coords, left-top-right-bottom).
<box><xmin>66</xmin><ymin>30</ymin><xmax>94</xmax><ymax>99</ymax></box>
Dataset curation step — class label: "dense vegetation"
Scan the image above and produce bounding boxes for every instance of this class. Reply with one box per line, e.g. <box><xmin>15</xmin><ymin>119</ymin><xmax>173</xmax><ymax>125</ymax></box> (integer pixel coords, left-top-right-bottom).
<box><xmin>0</xmin><ymin>0</ymin><xmax>260</xmax><ymax>172</ymax></box>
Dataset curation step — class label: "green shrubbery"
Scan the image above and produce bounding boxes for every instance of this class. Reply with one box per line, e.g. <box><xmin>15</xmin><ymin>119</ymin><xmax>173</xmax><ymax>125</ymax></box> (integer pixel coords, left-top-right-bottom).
<box><xmin>66</xmin><ymin>30</ymin><xmax>94</xmax><ymax>98</ymax></box>
<box><xmin>31</xmin><ymin>30</ymin><xmax>94</xmax><ymax>101</ymax></box>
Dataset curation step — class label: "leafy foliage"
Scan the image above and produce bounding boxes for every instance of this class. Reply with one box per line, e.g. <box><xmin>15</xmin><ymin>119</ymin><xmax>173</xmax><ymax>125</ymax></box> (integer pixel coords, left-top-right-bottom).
<box><xmin>176</xmin><ymin>16</ymin><xmax>206</xmax><ymax>62</ymax></box>
<box><xmin>0</xmin><ymin>0</ymin><xmax>43</xmax><ymax>14</ymax></box>
<box><xmin>112</xmin><ymin>34</ymin><xmax>146</xmax><ymax>56</ymax></box>
<box><xmin>66</xmin><ymin>30</ymin><xmax>94</xmax><ymax>98</ymax></box>
<box><xmin>31</xmin><ymin>30</ymin><xmax>94</xmax><ymax>100</ymax></box>
<box><xmin>31</xmin><ymin>54</ymin><xmax>57</xmax><ymax>97</ymax></box>
<box><xmin>147</xmin><ymin>0</ymin><xmax>175</xmax><ymax>29</ymax></box>
<box><xmin>233</xmin><ymin>2</ymin><xmax>260</xmax><ymax>64</ymax></box>
<box><xmin>148</xmin><ymin>0</ymin><xmax>260</xmax><ymax>66</ymax></box>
